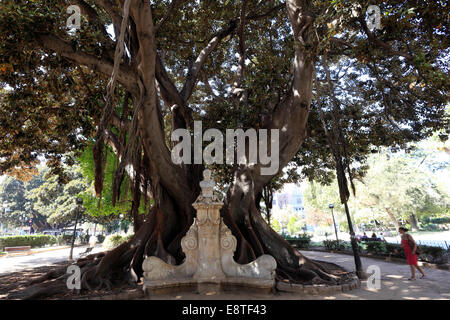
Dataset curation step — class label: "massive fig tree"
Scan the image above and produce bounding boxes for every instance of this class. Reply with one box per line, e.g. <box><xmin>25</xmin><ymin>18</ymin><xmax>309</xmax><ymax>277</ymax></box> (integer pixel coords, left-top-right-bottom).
<box><xmin>0</xmin><ymin>0</ymin><xmax>447</xmax><ymax>296</ymax></box>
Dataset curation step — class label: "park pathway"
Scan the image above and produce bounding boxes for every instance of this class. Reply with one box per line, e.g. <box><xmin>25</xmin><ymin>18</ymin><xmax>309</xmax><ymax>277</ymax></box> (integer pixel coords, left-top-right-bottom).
<box><xmin>0</xmin><ymin>245</ymin><xmax>104</xmax><ymax>275</ymax></box>
<box><xmin>293</xmin><ymin>250</ymin><xmax>450</xmax><ymax>300</ymax></box>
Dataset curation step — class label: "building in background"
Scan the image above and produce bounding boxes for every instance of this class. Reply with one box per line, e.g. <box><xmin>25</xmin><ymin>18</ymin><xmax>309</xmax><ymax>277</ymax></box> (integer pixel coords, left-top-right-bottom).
<box><xmin>273</xmin><ymin>184</ymin><xmax>305</xmax><ymax>216</ymax></box>
<box><xmin>271</xmin><ymin>184</ymin><xmax>315</xmax><ymax>234</ymax></box>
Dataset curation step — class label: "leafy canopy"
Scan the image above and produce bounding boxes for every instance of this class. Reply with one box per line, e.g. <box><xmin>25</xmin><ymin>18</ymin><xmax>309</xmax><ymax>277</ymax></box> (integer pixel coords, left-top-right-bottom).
<box><xmin>0</xmin><ymin>0</ymin><xmax>448</xmax><ymax>194</ymax></box>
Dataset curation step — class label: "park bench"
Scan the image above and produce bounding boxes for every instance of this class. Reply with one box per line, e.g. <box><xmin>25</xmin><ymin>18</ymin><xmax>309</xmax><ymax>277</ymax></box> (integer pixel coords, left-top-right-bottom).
<box><xmin>4</xmin><ymin>246</ymin><xmax>32</xmax><ymax>255</ymax></box>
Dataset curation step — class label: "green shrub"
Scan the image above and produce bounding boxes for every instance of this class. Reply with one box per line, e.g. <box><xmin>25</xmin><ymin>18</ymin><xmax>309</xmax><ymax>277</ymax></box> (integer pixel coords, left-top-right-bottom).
<box><xmin>310</xmin><ymin>241</ymin><xmax>323</xmax><ymax>247</ymax></box>
<box><xmin>103</xmin><ymin>233</ymin><xmax>133</xmax><ymax>249</ymax></box>
<box><xmin>284</xmin><ymin>234</ymin><xmax>312</xmax><ymax>249</ymax></box>
<box><xmin>384</xmin><ymin>243</ymin><xmax>448</xmax><ymax>264</ymax></box>
<box><xmin>323</xmin><ymin>240</ymin><xmax>346</xmax><ymax>251</ymax></box>
<box><xmin>418</xmin><ymin>245</ymin><xmax>449</xmax><ymax>264</ymax></box>
<box><xmin>365</xmin><ymin>241</ymin><xmax>387</xmax><ymax>255</ymax></box>
<box><xmin>0</xmin><ymin>235</ymin><xmax>57</xmax><ymax>250</ymax></box>
<box><xmin>422</xmin><ymin>217</ymin><xmax>450</xmax><ymax>224</ymax></box>
<box><xmin>124</xmin><ymin>234</ymin><xmax>134</xmax><ymax>242</ymax></box>
<box><xmin>57</xmin><ymin>234</ymin><xmax>74</xmax><ymax>245</ymax></box>
<box><xmin>343</xmin><ymin>241</ymin><xmax>353</xmax><ymax>250</ymax></box>
<box><xmin>357</xmin><ymin>242</ymin><xmax>367</xmax><ymax>253</ymax></box>
<box><xmin>106</xmin><ymin>234</ymin><xmax>123</xmax><ymax>248</ymax></box>
<box><xmin>421</xmin><ymin>223</ymin><xmax>440</xmax><ymax>231</ymax></box>
<box><xmin>385</xmin><ymin>243</ymin><xmax>405</xmax><ymax>259</ymax></box>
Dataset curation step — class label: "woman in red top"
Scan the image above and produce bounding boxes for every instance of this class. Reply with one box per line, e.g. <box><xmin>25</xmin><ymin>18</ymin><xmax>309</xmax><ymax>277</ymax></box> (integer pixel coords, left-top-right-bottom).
<box><xmin>398</xmin><ymin>227</ymin><xmax>425</xmax><ymax>280</ymax></box>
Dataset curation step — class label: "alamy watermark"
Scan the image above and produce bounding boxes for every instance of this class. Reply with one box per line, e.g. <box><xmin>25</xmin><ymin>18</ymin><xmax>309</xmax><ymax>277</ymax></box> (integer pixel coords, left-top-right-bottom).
<box><xmin>366</xmin><ymin>265</ymin><xmax>381</xmax><ymax>290</ymax></box>
<box><xmin>66</xmin><ymin>5</ymin><xmax>81</xmax><ymax>30</ymax></box>
<box><xmin>171</xmin><ymin>121</ymin><xmax>280</xmax><ymax>176</ymax></box>
<box><xmin>366</xmin><ymin>5</ymin><xmax>382</xmax><ymax>31</ymax></box>
<box><xmin>66</xmin><ymin>265</ymin><xmax>81</xmax><ymax>290</ymax></box>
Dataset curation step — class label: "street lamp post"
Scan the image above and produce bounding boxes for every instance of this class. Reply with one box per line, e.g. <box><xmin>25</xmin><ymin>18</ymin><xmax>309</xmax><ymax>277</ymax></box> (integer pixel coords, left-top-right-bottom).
<box><xmin>69</xmin><ymin>198</ymin><xmax>84</xmax><ymax>261</ymax></box>
<box><xmin>329</xmin><ymin>204</ymin><xmax>339</xmax><ymax>242</ymax></box>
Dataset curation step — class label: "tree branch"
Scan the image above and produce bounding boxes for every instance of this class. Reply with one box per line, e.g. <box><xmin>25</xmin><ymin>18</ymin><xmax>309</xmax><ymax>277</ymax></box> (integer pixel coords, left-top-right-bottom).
<box><xmin>251</xmin><ymin>0</ymin><xmax>316</xmax><ymax>193</ymax></box>
<box><xmin>247</xmin><ymin>3</ymin><xmax>285</xmax><ymax>21</ymax></box>
<box><xmin>180</xmin><ymin>20</ymin><xmax>238</xmax><ymax>102</ymax></box>
<box><xmin>129</xmin><ymin>0</ymin><xmax>192</xmax><ymax>208</ymax></box>
<box><xmin>156</xmin><ymin>3</ymin><xmax>286</xmax><ymax>126</ymax></box>
<box><xmin>110</xmin><ymin>111</ymin><xmax>131</xmax><ymax>132</ymax></box>
<box><xmin>357</xmin><ymin>17</ymin><xmax>413</xmax><ymax>62</ymax></box>
<box><xmin>98</xmin><ymin>0</ymin><xmax>123</xmax><ymax>36</ymax></box>
<box><xmin>105</xmin><ymin>129</ymin><xmax>123</xmax><ymax>156</ymax></box>
<box><xmin>37</xmin><ymin>34</ymin><xmax>138</xmax><ymax>94</ymax></box>
<box><xmin>179</xmin><ymin>3</ymin><xmax>286</xmax><ymax>103</ymax></box>
<box><xmin>155</xmin><ymin>0</ymin><xmax>187</xmax><ymax>33</ymax></box>
<box><xmin>155</xmin><ymin>55</ymin><xmax>187</xmax><ymax>108</ymax></box>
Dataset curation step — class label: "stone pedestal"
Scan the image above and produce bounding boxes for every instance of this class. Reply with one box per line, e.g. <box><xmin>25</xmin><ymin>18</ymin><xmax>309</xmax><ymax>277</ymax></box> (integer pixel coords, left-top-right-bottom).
<box><xmin>142</xmin><ymin>170</ymin><xmax>276</xmax><ymax>295</ymax></box>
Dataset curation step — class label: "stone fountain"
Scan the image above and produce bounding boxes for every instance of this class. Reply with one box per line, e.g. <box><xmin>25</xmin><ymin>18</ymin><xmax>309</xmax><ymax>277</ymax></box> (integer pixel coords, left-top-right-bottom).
<box><xmin>142</xmin><ymin>169</ymin><xmax>277</xmax><ymax>295</ymax></box>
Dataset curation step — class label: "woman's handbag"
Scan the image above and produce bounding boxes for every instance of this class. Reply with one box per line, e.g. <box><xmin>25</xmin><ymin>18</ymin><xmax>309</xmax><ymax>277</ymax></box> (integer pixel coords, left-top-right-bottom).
<box><xmin>407</xmin><ymin>235</ymin><xmax>422</xmax><ymax>255</ymax></box>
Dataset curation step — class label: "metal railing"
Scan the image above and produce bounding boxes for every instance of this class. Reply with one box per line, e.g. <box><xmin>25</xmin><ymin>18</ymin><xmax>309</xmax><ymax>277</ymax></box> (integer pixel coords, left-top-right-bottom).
<box><xmin>387</xmin><ymin>238</ymin><xmax>449</xmax><ymax>250</ymax></box>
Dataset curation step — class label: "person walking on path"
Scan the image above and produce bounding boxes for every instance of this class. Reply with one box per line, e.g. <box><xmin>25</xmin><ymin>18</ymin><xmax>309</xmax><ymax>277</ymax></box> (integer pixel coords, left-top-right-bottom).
<box><xmin>397</xmin><ymin>227</ymin><xmax>425</xmax><ymax>280</ymax></box>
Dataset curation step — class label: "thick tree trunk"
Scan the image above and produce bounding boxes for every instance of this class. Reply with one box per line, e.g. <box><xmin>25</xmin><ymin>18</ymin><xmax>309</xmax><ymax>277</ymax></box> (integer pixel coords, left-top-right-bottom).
<box><xmin>9</xmin><ymin>167</ymin><xmax>348</xmax><ymax>299</ymax></box>
<box><xmin>30</xmin><ymin>211</ymin><xmax>52</xmax><ymax>232</ymax></box>
<box><xmin>75</xmin><ymin>168</ymin><xmax>343</xmax><ymax>291</ymax></box>
<box><xmin>385</xmin><ymin>207</ymin><xmax>400</xmax><ymax>230</ymax></box>
<box><xmin>410</xmin><ymin>214</ymin><xmax>419</xmax><ymax>231</ymax></box>
<box><xmin>262</xmin><ymin>185</ymin><xmax>273</xmax><ymax>226</ymax></box>
<box><xmin>222</xmin><ymin>167</ymin><xmax>343</xmax><ymax>284</ymax></box>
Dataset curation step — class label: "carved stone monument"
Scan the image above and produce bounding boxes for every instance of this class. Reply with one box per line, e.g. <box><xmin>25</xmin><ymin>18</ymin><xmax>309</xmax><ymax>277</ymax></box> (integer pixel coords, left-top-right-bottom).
<box><xmin>142</xmin><ymin>169</ymin><xmax>277</xmax><ymax>295</ymax></box>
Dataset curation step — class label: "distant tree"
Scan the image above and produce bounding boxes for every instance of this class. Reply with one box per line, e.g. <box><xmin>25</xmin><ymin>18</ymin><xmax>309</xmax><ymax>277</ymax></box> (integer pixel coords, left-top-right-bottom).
<box><xmin>351</xmin><ymin>144</ymin><xmax>450</xmax><ymax>231</ymax></box>
<box><xmin>304</xmin><ymin>137</ymin><xmax>450</xmax><ymax>231</ymax></box>
<box><xmin>0</xmin><ymin>176</ymin><xmax>27</xmax><ymax>228</ymax></box>
<box><xmin>287</xmin><ymin>215</ymin><xmax>306</xmax><ymax>235</ymax></box>
<box><xmin>305</xmin><ymin>207</ymin><xmax>333</xmax><ymax>229</ymax></box>
<box><xmin>27</xmin><ymin>165</ymin><xmax>91</xmax><ymax>228</ymax></box>
<box><xmin>271</xmin><ymin>219</ymin><xmax>281</xmax><ymax>234</ymax></box>
<box><xmin>0</xmin><ymin>172</ymin><xmax>51</xmax><ymax>232</ymax></box>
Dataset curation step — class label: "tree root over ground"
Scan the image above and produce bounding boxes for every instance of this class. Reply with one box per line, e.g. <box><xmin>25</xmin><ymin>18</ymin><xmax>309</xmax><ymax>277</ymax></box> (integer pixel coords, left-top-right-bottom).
<box><xmin>1</xmin><ymin>254</ymin><xmax>137</xmax><ymax>300</ymax></box>
<box><xmin>2</xmin><ymin>251</ymin><xmax>354</xmax><ymax>300</ymax></box>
